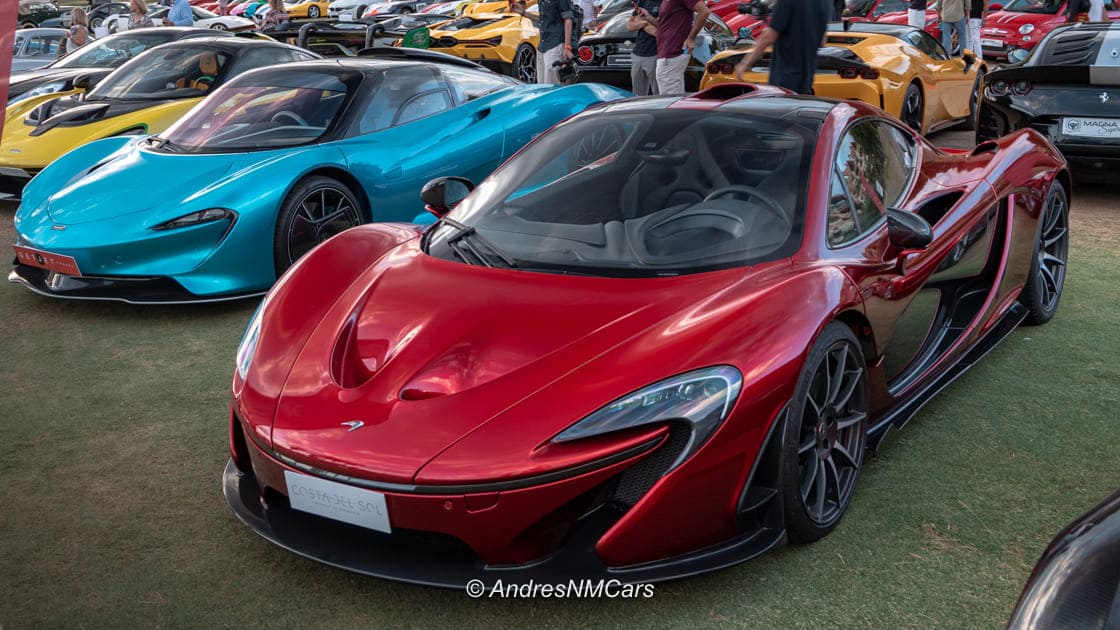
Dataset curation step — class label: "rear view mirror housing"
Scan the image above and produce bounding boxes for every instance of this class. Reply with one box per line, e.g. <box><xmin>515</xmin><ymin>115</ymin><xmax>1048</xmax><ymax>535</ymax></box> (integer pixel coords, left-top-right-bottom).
<box><xmin>420</xmin><ymin>176</ymin><xmax>474</xmax><ymax>218</ymax></box>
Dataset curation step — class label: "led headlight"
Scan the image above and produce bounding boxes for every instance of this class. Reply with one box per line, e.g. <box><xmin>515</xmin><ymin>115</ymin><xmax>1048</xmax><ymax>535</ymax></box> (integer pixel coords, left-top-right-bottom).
<box><xmin>553</xmin><ymin>366</ymin><xmax>743</xmax><ymax>471</ymax></box>
<box><xmin>151</xmin><ymin>208</ymin><xmax>236</xmax><ymax>231</ymax></box>
<box><xmin>8</xmin><ymin>80</ymin><xmax>68</xmax><ymax>105</ymax></box>
<box><xmin>236</xmin><ymin>302</ymin><xmax>264</xmax><ymax>380</ymax></box>
<box><xmin>1018</xmin><ymin>24</ymin><xmax>1034</xmax><ymax>35</ymax></box>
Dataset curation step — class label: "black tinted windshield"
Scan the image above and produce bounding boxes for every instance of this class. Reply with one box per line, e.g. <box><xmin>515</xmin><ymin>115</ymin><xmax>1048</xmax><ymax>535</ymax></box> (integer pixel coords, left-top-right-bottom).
<box><xmin>426</xmin><ymin>108</ymin><xmax>817</xmax><ymax>277</ymax></box>
<box><xmin>53</xmin><ymin>31</ymin><xmax>178</xmax><ymax>68</ymax></box>
<box><xmin>1001</xmin><ymin>0</ymin><xmax>1065</xmax><ymax>13</ymax></box>
<box><xmin>86</xmin><ymin>46</ymin><xmax>230</xmax><ymax>100</ymax></box>
<box><xmin>158</xmin><ymin>72</ymin><xmax>351</xmax><ymax>152</ymax></box>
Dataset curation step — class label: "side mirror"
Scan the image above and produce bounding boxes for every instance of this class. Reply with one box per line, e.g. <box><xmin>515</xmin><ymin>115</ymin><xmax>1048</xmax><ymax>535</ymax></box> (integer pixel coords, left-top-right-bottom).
<box><xmin>737</xmin><ymin>2</ymin><xmax>749</xmax><ymax>12</ymax></box>
<box><xmin>73</xmin><ymin>74</ymin><xmax>93</xmax><ymax>90</ymax></box>
<box><xmin>887</xmin><ymin>208</ymin><xmax>932</xmax><ymax>250</ymax></box>
<box><xmin>961</xmin><ymin>50</ymin><xmax>976</xmax><ymax>72</ymax></box>
<box><xmin>420</xmin><ymin>176</ymin><xmax>473</xmax><ymax>218</ymax></box>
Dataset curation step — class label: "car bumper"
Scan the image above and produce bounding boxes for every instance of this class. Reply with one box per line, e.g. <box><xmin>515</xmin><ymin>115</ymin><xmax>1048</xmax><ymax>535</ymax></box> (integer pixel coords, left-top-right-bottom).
<box><xmin>225</xmin><ymin>410</ymin><xmax>785</xmax><ymax>587</ymax></box>
<box><xmin>7</xmin><ymin>264</ymin><xmax>264</xmax><ymax>304</ymax></box>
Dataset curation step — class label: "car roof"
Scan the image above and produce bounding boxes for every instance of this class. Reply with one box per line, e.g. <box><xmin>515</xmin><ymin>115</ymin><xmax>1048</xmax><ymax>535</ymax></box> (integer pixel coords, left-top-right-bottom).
<box><xmin>842</xmin><ymin>22</ymin><xmax>922</xmax><ymax>39</ymax></box>
<box><xmin>152</xmin><ymin>35</ymin><xmax>307</xmax><ymax>53</ymax></box>
<box><xmin>254</xmin><ymin>55</ymin><xmax>489</xmax><ymax>77</ymax></box>
<box><xmin>592</xmin><ymin>90</ymin><xmax>838</xmax><ymax>123</ymax></box>
<box><xmin>14</xmin><ymin>27</ymin><xmax>67</xmax><ymax>35</ymax></box>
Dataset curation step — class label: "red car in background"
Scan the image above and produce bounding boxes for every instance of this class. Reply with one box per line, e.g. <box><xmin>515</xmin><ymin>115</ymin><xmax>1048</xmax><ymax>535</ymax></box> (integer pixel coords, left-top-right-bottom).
<box><xmin>707</xmin><ymin>0</ymin><xmax>769</xmax><ymax>40</ymax></box>
<box><xmin>980</xmin><ymin>0</ymin><xmax>1120</xmax><ymax>61</ymax></box>
<box><xmin>844</xmin><ymin>0</ymin><xmax>911</xmax><ymax>21</ymax></box>
<box><xmin>874</xmin><ymin>2</ymin><xmax>944</xmax><ymax>40</ymax></box>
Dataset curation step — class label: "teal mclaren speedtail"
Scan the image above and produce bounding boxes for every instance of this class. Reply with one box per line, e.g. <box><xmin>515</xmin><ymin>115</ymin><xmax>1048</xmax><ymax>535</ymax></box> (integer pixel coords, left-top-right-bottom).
<box><xmin>10</xmin><ymin>51</ymin><xmax>631</xmax><ymax>303</ymax></box>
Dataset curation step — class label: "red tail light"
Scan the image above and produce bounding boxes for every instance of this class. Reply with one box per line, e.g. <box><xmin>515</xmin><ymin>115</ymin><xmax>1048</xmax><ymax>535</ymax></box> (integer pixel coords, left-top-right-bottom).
<box><xmin>860</xmin><ymin>68</ymin><xmax>879</xmax><ymax>80</ymax></box>
<box><xmin>719</xmin><ymin>62</ymin><xmax>734</xmax><ymax>74</ymax></box>
<box><xmin>705</xmin><ymin>62</ymin><xmax>737</xmax><ymax>74</ymax></box>
<box><xmin>839</xmin><ymin>67</ymin><xmax>858</xmax><ymax>79</ymax></box>
<box><xmin>577</xmin><ymin>45</ymin><xmax>594</xmax><ymax>63</ymax></box>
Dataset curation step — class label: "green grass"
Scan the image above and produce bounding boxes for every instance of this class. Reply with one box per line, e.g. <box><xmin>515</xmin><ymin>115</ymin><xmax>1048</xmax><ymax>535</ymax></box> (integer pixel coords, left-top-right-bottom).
<box><xmin>1</xmin><ymin>189</ymin><xmax>1117</xmax><ymax>629</ymax></box>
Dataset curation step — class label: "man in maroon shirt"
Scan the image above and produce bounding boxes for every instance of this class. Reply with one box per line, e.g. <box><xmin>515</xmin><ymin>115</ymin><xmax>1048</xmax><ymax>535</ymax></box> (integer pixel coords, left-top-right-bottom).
<box><xmin>636</xmin><ymin>0</ymin><xmax>709</xmax><ymax>94</ymax></box>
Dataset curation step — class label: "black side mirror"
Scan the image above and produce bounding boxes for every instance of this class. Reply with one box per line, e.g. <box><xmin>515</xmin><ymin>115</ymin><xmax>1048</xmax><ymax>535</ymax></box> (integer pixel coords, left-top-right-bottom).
<box><xmin>73</xmin><ymin>74</ymin><xmax>93</xmax><ymax>90</ymax></box>
<box><xmin>887</xmin><ymin>208</ymin><xmax>933</xmax><ymax>250</ymax></box>
<box><xmin>420</xmin><ymin>176</ymin><xmax>473</xmax><ymax>218</ymax></box>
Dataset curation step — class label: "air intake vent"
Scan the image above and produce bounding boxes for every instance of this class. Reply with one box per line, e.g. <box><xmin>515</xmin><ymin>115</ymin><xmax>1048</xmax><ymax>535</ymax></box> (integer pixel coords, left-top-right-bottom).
<box><xmin>1036</xmin><ymin>29</ymin><xmax>1101</xmax><ymax>66</ymax></box>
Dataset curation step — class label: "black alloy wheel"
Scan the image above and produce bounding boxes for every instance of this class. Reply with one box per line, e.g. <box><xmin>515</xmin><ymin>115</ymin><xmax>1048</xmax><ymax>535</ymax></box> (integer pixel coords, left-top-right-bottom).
<box><xmin>781</xmin><ymin>322</ymin><xmax>869</xmax><ymax>543</ymax></box>
<box><xmin>902</xmin><ymin>83</ymin><xmax>924</xmax><ymax>134</ymax></box>
<box><xmin>1021</xmin><ymin>181</ymin><xmax>1069</xmax><ymax>325</ymax></box>
<box><xmin>273</xmin><ymin>176</ymin><xmax>363</xmax><ymax>275</ymax></box>
<box><xmin>514</xmin><ymin>43</ymin><xmax>536</xmax><ymax>83</ymax></box>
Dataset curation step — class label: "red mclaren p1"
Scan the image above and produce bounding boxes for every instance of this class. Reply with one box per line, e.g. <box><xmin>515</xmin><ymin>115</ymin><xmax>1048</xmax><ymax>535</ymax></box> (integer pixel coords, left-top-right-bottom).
<box><xmin>223</xmin><ymin>83</ymin><xmax>1071</xmax><ymax>587</ymax></box>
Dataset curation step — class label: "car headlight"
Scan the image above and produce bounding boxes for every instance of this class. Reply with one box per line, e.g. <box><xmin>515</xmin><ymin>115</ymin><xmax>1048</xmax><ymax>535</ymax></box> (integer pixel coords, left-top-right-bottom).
<box><xmin>8</xmin><ymin>80</ymin><xmax>68</xmax><ymax>105</ymax></box>
<box><xmin>151</xmin><ymin>208</ymin><xmax>236</xmax><ymax>231</ymax></box>
<box><xmin>236</xmin><ymin>302</ymin><xmax>264</xmax><ymax>380</ymax></box>
<box><xmin>553</xmin><ymin>366</ymin><xmax>742</xmax><ymax>471</ymax></box>
<box><xmin>1018</xmin><ymin>23</ymin><xmax>1034</xmax><ymax>34</ymax></box>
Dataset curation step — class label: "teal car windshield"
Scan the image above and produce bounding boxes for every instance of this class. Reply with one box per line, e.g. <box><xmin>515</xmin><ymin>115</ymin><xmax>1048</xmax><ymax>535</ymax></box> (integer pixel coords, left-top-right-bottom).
<box><xmin>52</xmin><ymin>31</ymin><xmax>179</xmax><ymax>69</ymax></box>
<box><xmin>159</xmin><ymin>74</ymin><xmax>351</xmax><ymax>152</ymax></box>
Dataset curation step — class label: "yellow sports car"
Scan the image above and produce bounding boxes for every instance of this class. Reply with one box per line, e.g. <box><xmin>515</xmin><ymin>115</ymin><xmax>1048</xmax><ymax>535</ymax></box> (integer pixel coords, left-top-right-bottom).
<box><xmin>427</xmin><ymin>7</ymin><xmax>539</xmax><ymax>81</ymax></box>
<box><xmin>0</xmin><ymin>37</ymin><xmax>315</xmax><ymax>199</ymax></box>
<box><xmin>700</xmin><ymin>23</ymin><xmax>985</xmax><ymax>134</ymax></box>
<box><xmin>284</xmin><ymin>0</ymin><xmax>333</xmax><ymax>18</ymax></box>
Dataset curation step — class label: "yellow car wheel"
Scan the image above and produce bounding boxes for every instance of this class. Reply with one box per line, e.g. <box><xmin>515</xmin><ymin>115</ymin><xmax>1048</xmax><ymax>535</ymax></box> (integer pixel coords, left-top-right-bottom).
<box><xmin>964</xmin><ymin>69</ymin><xmax>985</xmax><ymax>132</ymax></box>
<box><xmin>308</xmin><ymin>4</ymin><xmax>321</xmax><ymax>17</ymax></box>
<box><xmin>901</xmin><ymin>82</ymin><xmax>923</xmax><ymax>134</ymax></box>
<box><xmin>514</xmin><ymin>43</ymin><xmax>535</xmax><ymax>83</ymax></box>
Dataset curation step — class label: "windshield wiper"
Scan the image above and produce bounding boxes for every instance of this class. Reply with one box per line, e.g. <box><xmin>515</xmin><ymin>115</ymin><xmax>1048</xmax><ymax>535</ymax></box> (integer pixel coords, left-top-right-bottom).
<box><xmin>147</xmin><ymin>136</ymin><xmax>184</xmax><ymax>152</ymax></box>
<box><xmin>440</xmin><ymin>217</ymin><xmax>516</xmax><ymax>268</ymax></box>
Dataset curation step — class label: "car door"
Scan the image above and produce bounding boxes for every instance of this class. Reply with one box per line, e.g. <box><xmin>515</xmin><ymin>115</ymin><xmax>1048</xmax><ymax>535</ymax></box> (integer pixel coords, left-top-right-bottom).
<box><xmin>907</xmin><ymin>30</ymin><xmax>974</xmax><ymax>120</ymax></box>
<box><xmin>828</xmin><ymin>118</ymin><xmax>999</xmax><ymax>400</ymax></box>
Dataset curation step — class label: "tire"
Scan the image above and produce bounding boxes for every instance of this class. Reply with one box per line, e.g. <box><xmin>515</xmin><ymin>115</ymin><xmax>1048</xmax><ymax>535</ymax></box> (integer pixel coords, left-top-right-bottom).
<box><xmin>780</xmin><ymin>321</ymin><xmax>869</xmax><ymax>544</ymax></box>
<box><xmin>90</xmin><ymin>16</ymin><xmax>104</xmax><ymax>27</ymax></box>
<box><xmin>272</xmin><ymin>176</ymin><xmax>363</xmax><ymax>275</ymax></box>
<box><xmin>210</xmin><ymin>22</ymin><xmax>227</xmax><ymax>29</ymax></box>
<box><xmin>963</xmin><ymin>68</ymin><xmax>985</xmax><ymax>132</ymax></box>
<box><xmin>901</xmin><ymin>82</ymin><xmax>924</xmax><ymax>134</ymax></box>
<box><xmin>307</xmin><ymin>5</ymin><xmax>321</xmax><ymax>17</ymax></box>
<box><xmin>21</xmin><ymin>21</ymin><xmax>38</xmax><ymax>28</ymax></box>
<box><xmin>356</xmin><ymin>4</ymin><xmax>367</xmax><ymax>15</ymax></box>
<box><xmin>513</xmin><ymin>43</ymin><xmax>536</xmax><ymax>83</ymax></box>
<box><xmin>1019</xmin><ymin>180</ymin><xmax>1069</xmax><ymax>325</ymax></box>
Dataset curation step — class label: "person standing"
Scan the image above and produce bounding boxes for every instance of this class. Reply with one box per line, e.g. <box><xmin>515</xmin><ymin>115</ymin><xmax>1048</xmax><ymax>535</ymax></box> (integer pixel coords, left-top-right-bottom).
<box><xmin>968</xmin><ymin>0</ymin><xmax>983</xmax><ymax>53</ymax></box>
<box><xmin>908</xmin><ymin>0</ymin><xmax>925</xmax><ymax>27</ymax></box>
<box><xmin>627</xmin><ymin>0</ymin><xmax>659</xmax><ymax>95</ymax></box>
<box><xmin>218</xmin><ymin>0</ymin><xmax>229</xmax><ymax>15</ymax></box>
<box><xmin>635</xmin><ymin>0</ymin><xmax>709</xmax><ymax>95</ymax></box>
<box><xmin>733</xmin><ymin>0</ymin><xmax>830</xmax><ymax>95</ymax></box>
<box><xmin>537</xmin><ymin>0</ymin><xmax>575</xmax><ymax>84</ymax></box>
<box><xmin>1088</xmin><ymin>0</ymin><xmax>1104</xmax><ymax>20</ymax></box>
<box><xmin>64</xmin><ymin>8</ymin><xmax>90</xmax><ymax>52</ymax></box>
<box><xmin>165</xmin><ymin>0</ymin><xmax>194</xmax><ymax>25</ymax></box>
<box><xmin>576</xmin><ymin>0</ymin><xmax>596</xmax><ymax>28</ymax></box>
<box><xmin>131</xmin><ymin>0</ymin><xmax>154</xmax><ymax>27</ymax></box>
<box><xmin>937</xmin><ymin>0</ymin><xmax>967</xmax><ymax>56</ymax></box>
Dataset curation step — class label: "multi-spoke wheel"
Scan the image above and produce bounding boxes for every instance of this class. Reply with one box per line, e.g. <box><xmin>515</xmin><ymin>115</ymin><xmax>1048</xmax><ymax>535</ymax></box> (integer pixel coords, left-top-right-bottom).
<box><xmin>963</xmin><ymin>69</ymin><xmax>984</xmax><ymax>131</ymax></box>
<box><xmin>902</xmin><ymin>82</ymin><xmax>924</xmax><ymax>134</ymax></box>
<box><xmin>513</xmin><ymin>43</ymin><xmax>536</xmax><ymax>83</ymax></box>
<box><xmin>1020</xmin><ymin>181</ymin><xmax>1069</xmax><ymax>325</ymax></box>
<box><xmin>273</xmin><ymin>176</ymin><xmax>363</xmax><ymax>275</ymax></box>
<box><xmin>781</xmin><ymin>322</ymin><xmax>869</xmax><ymax>543</ymax></box>
<box><xmin>210</xmin><ymin>22</ymin><xmax>227</xmax><ymax>30</ymax></box>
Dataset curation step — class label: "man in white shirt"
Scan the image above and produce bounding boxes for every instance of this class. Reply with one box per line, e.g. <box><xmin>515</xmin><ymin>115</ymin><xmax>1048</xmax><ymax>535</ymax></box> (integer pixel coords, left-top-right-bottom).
<box><xmin>576</xmin><ymin>0</ymin><xmax>596</xmax><ymax>28</ymax></box>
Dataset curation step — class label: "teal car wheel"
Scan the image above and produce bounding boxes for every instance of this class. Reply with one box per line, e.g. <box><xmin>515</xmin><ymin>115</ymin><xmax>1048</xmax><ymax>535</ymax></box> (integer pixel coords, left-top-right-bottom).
<box><xmin>274</xmin><ymin>176</ymin><xmax>363</xmax><ymax>274</ymax></box>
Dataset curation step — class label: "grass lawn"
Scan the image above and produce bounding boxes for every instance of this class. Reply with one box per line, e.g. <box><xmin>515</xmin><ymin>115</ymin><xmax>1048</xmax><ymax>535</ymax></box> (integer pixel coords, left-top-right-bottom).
<box><xmin>1</xmin><ymin>156</ymin><xmax>1117</xmax><ymax>627</ymax></box>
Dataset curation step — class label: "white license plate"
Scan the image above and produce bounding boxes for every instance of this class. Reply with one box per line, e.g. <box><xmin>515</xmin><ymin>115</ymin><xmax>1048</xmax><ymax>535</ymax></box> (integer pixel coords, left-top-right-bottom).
<box><xmin>607</xmin><ymin>54</ymin><xmax>631</xmax><ymax>66</ymax></box>
<box><xmin>284</xmin><ymin>470</ymin><xmax>391</xmax><ymax>532</ymax></box>
<box><xmin>1062</xmin><ymin>117</ymin><xmax>1120</xmax><ymax>139</ymax></box>
<box><xmin>980</xmin><ymin>38</ymin><xmax>1003</xmax><ymax>48</ymax></box>
<box><xmin>339</xmin><ymin>11</ymin><xmax>354</xmax><ymax>20</ymax></box>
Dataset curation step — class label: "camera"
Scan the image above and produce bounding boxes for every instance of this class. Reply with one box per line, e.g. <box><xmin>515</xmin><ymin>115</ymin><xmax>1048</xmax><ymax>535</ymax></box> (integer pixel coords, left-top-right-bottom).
<box><xmin>552</xmin><ymin>59</ymin><xmax>576</xmax><ymax>83</ymax></box>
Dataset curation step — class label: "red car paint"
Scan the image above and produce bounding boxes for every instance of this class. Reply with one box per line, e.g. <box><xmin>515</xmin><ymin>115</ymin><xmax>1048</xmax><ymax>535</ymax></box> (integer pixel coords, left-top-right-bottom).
<box><xmin>980</xmin><ymin>2</ymin><xmax>1120</xmax><ymax>60</ymax></box>
<box><xmin>228</xmin><ymin>88</ymin><xmax>1068</xmax><ymax>578</ymax></box>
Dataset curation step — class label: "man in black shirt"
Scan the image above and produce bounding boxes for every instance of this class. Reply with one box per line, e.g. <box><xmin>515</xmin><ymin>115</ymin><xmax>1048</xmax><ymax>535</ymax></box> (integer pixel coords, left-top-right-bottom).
<box><xmin>627</xmin><ymin>0</ymin><xmax>660</xmax><ymax>94</ymax></box>
<box><xmin>733</xmin><ymin>0</ymin><xmax>830</xmax><ymax>94</ymax></box>
<box><xmin>537</xmin><ymin>0</ymin><xmax>575</xmax><ymax>84</ymax></box>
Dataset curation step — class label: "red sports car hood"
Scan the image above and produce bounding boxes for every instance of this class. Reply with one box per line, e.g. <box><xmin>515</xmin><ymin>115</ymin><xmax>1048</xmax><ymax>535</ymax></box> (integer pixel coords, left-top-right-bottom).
<box><xmin>270</xmin><ymin>241</ymin><xmax>751</xmax><ymax>484</ymax></box>
<box><xmin>984</xmin><ymin>10</ymin><xmax>1059</xmax><ymax>28</ymax></box>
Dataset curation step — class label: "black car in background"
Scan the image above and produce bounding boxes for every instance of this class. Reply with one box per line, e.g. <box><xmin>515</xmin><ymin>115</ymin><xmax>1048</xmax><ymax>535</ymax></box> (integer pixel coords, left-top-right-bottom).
<box><xmin>1008</xmin><ymin>489</ymin><xmax>1120</xmax><ymax>629</ymax></box>
<box><xmin>573</xmin><ymin>12</ymin><xmax>738</xmax><ymax>92</ymax></box>
<box><xmin>7</xmin><ymin>27</ymin><xmax>231</xmax><ymax>104</ymax></box>
<box><xmin>977</xmin><ymin>22</ymin><xmax>1120</xmax><ymax>184</ymax></box>
<box><xmin>17</xmin><ymin>0</ymin><xmax>71</xmax><ymax>28</ymax></box>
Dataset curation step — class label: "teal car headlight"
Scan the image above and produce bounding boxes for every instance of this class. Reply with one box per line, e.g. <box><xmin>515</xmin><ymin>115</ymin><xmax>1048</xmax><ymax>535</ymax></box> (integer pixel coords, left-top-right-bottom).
<box><xmin>553</xmin><ymin>366</ymin><xmax>743</xmax><ymax>470</ymax></box>
<box><xmin>9</xmin><ymin>80</ymin><xmax>68</xmax><ymax>105</ymax></box>
<box><xmin>152</xmin><ymin>208</ymin><xmax>236</xmax><ymax>231</ymax></box>
<box><xmin>236</xmin><ymin>303</ymin><xmax>264</xmax><ymax>380</ymax></box>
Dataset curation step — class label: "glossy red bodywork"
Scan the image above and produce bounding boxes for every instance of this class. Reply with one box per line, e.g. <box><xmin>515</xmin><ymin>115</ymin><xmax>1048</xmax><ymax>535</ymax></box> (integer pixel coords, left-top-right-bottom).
<box><xmin>979</xmin><ymin>5</ymin><xmax>1120</xmax><ymax>59</ymax></box>
<box><xmin>231</xmin><ymin>90</ymin><xmax>1068</xmax><ymax>571</ymax></box>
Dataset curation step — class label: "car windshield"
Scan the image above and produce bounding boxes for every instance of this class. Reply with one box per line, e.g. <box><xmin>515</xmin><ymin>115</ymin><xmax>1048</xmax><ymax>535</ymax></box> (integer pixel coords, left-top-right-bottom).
<box><xmin>85</xmin><ymin>45</ymin><xmax>230</xmax><ymax>101</ymax></box>
<box><xmin>52</xmin><ymin>31</ymin><xmax>178</xmax><ymax>68</ymax></box>
<box><xmin>1000</xmin><ymin>0</ymin><xmax>1064</xmax><ymax>13</ymax></box>
<box><xmin>158</xmin><ymin>72</ymin><xmax>351</xmax><ymax>152</ymax></box>
<box><xmin>425</xmin><ymin>109</ymin><xmax>816</xmax><ymax>277</ymax></box>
